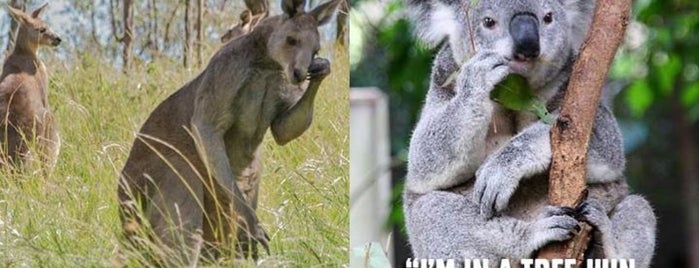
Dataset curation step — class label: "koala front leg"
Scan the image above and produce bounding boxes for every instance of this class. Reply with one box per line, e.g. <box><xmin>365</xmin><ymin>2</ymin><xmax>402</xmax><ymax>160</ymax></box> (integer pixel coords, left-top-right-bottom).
<box><xmin>586</xmin><ymin>104</ymin><xmax>626</xmax><ymax>183</ymax></box>
<box><xmin>271</xmin><ymin>57</ymin><xmax>331</xmax><ymax>145</ymax></box>
<box><xmin>406</xmin><ymin>191</ymin><xmax>580</xmax><ymax>265</ymax></box>
<box><xmin>579</xmin><ymin>196</ymin><xmax>656</xmax><ymax>268</ymax></box>
<box><xmin>474</xmin><ymin>121</ymin><xmax>553</xmax><ymax>218</ymax></box>
<box><xmin>407</xmin><ymin>51</ymin><xmax>510</xmax><ymax>193</ymax></box>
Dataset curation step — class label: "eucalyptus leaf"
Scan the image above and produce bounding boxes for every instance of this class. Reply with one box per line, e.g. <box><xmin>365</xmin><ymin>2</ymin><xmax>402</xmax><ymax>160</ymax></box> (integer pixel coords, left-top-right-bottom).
<box><xmin>490</xmin><ymin>74</ymin><xmax>553</xmax><ymax>124</ymax></box>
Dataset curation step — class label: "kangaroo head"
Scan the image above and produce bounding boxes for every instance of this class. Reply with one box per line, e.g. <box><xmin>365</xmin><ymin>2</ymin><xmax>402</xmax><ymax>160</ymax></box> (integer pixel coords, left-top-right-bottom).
<box><xmin>267</xmin><ymin>0</ymin><xmax>339</xmax><ymax>85</ymax></box>
<box><xmin>7</xmin><ymin>3</ymin><xmax>62</xmax><ymax>51</ymax></box>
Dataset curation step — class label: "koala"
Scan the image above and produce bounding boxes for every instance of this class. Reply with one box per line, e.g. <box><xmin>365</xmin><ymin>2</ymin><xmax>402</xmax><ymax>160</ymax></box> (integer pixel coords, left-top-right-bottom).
<box><xmin>403</xmin><ymin>0</ymin><xmax>656</xmax><ymax>266</ymax></box>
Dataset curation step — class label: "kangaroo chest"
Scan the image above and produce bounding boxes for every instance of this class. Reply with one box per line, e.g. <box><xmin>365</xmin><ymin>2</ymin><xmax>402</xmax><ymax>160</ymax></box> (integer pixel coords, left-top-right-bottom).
<box><xmin>223</xmin><ymin>71</ymin><xmax>295</xmax><ymax>170</ymax></box>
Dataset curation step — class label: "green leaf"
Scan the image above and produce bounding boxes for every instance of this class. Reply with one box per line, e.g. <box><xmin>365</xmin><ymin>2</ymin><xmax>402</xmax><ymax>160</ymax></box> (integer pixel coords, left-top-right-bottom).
<box><xmin>490</xmin><ymin>74</ymin><xmax>553</xmax><ymax>124</ymax></box>
<box><xmin>656</xmin><ymin>54</ymin><xmax>682</xmax><ymax>96</ymax></box>
<box><xmin>681</xmin><ymin>82</ymin><xmax>699</xmax><ymax>108</ymax></box>
<box><xmin>625</xmin><ymin>80</ymin><xmax>654</xmax><ymax>117</ymax></box>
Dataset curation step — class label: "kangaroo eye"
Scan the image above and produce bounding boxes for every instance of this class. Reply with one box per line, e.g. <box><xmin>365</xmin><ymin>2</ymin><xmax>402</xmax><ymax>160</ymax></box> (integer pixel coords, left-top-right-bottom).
<box><xmin>483</xmin><ymin>17</ymin><xmax>496</xmax><ymax>29</ymax></box>
<box><xmin>38</xmin><ymin>27</ymin><xmax>47</xmax><ymax>33</ymax></box>
<box><xmin>543</xmin><ymin>13</ymin><xmax>553</xmax><ymax>24</ymax></box>
<box><xmin>286</xmin><ymin>37</ymin><xmax>298</xmax><ymax>46</ymax></box>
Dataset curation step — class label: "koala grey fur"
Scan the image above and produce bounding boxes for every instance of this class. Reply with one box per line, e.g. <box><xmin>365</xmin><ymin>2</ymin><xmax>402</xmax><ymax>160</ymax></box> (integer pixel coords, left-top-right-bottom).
<box><xmin>403</xmin><ymin>0</ymin><xmax>656</xmax><ymax>267</ymax></box>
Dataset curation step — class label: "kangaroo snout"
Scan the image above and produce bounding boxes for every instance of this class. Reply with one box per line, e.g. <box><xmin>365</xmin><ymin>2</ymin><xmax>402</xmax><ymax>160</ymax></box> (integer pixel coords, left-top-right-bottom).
<box><xmin>292</xmin><ymin>68</ymin><xmax>307</xmax><ymax>84</ymax></box>
<box><xmin>510</xmin><ymin>13</ymin><xmax>540</xmax><ymax>61</ymax></box>
<box><xmin>51</xmin><ymin>36</ymin><xmax>62</xmax><ymax>46</ymax></box>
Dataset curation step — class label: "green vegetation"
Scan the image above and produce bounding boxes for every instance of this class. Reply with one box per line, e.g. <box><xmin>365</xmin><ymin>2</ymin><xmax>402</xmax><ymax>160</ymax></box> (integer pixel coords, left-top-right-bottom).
<box><xmin>0</xmin><ymin>47</ymin><xmax>348</xmax><ymax>266</ymax></box>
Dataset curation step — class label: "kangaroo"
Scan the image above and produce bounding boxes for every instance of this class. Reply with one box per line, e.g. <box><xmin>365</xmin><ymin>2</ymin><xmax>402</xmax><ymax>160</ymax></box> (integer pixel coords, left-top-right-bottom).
<box><xmin>220</xmin><ymin>9</ymin><xmax>267</xmax><ymax>43</ymax></box>
<box><xmin>0</xmin><ymin>3</ymin><xmax>61</xmax><ymax>170</ymax></box>
<box><xmin>118</xmin><ymin>0</ymin><xmax>339</xmax><ymax>262</ymax></box>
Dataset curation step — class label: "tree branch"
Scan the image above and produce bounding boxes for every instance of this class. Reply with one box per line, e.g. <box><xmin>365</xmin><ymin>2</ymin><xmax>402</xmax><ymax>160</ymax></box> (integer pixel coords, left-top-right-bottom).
<box><xmin>536</xmin><ymin>0</ymin><xmax>631</xmax><ymax>264</ymax></box>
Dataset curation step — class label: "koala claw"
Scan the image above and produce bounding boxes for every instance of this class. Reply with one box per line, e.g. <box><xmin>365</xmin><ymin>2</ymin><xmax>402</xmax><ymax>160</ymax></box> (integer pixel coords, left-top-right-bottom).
<box><xmin>457</xmin><ymin>51</ymin><xmax>510</xmax><ymax>97</ymax></box>
<box><xmin>577</xmin><ymin>199</ymin><xmax>610</xmax><ymax>231</ymax></box>
<box><xmin>527</xmin><ymin>208</ymin><xmax>581</xmax><ymax>251</ymax></box>
<box><xmin>473</xmin><ymin>162</ymin><xmax>520</xmax><ymax>218</ymax></box>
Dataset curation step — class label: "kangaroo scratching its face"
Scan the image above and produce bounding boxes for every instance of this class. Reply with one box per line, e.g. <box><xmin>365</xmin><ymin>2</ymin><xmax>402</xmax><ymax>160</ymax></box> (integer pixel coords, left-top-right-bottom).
<box><xmin>118</xmin><ymin>0</ymin><xmax>339</xmax><ymax>262</ymax></box>
<box><xmin>0</xmin><ymin>3</ymin><xmax>62</xmax><ymax>170</ymax></box>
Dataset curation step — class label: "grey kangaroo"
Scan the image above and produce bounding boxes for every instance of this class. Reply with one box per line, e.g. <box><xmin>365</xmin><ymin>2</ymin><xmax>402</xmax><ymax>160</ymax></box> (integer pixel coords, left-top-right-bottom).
<box><xmin>0</xmin><ymin>4</ymin><xmax>61</xmax><ymax>170</ymax></box>
<box><xmin>118</xmin><ymin>0</ymin><xmax>339</xmax><ymax>262</ymax></box>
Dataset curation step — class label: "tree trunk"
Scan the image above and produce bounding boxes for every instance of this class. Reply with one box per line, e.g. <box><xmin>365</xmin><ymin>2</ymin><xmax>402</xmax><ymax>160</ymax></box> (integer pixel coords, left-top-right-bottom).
<box><xmin>184</xmin><ymin>0</ymin><xmax>191</xmax><ymax>68</ymax></box>
<box><xmin>122</xmin><ymin>0</ymin><xmax>134</xmax><ymax>70</ymax></box>
<box><xmin>196</xmin><ymin>0</ymin><xmax>203</xmax><ymax>67</ymax></box>
<box><xmin>148</xmin><ymin>0</ymin><xmax>160</xmax><ymax>57</ymax></box>
<box><xmin>336</xmin><ymin>0</ymin><xmax>348</xmax><ymax>46</ymax></box>
<box><xmin>163</xmin><ymin>4</ymin><xmax>180</xmax><ymax>52</ymax></box>
<box><xmin>6</xmin><ymin>0</ymin><xmax>26</xmax><ymax>53</ymax></box>
<box><xmin>672</xmin><ymin>96</ymin><xmax>699</xmax><ymax>268</ymax></box>
<box><xmin>536</xmin><ymin>0</ymin><xmax>631</xmax><ymax>264</ymax></box>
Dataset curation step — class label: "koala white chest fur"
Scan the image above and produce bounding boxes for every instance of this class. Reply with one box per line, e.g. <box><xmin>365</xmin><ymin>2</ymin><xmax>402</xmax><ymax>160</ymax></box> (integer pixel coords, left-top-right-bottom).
<box><xmin>403</xmin><ymin>0</ymin><xmax>657</xmax><ymax>267</ymax></box>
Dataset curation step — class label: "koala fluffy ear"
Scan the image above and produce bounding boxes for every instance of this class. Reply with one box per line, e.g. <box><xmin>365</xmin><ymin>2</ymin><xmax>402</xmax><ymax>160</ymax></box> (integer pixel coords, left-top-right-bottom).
<box><xmin>560</xmin><ymin>0</ymin><xmax>596</xmax><ymax>53</ymax></box>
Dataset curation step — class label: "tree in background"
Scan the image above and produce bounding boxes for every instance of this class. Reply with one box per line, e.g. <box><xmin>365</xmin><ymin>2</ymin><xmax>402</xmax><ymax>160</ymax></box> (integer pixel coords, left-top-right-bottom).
<box><xmin>5</xmin><ymin>0</ymin><xmax>25</xmax><ymax>53</ymax></box>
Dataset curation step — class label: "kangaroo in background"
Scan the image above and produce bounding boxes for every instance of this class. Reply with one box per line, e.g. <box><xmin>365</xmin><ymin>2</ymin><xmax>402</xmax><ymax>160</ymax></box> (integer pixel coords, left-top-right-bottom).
<box><xmin>118</xmin><ymin>0</ymin><xmax>339</xmax><ymax>262</ymax></box>
<box><xmin>220</xmin><ymin>9</ymin><xmax>267</xmax><ymax>43</ymax></box>
<box><xmin>0</xmin><ymin>3</ymin><xmax>61</xmax><ymax>170</ymax></box>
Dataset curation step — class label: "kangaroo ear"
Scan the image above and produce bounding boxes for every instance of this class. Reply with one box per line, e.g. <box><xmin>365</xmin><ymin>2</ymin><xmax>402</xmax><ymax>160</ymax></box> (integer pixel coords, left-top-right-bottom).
<box><xmin>240</xmin><ymin>10</ymin><xmax>252</xmax><ymax>24</ymax></box>
<box><xmin>7</xmin><ymin>6</ymin><xmax>29</xmax><ymax>24</ymax></box>
<box><xmin>30</xmin><ymin>2</ymin><xmax>48</xmax><ymax>18</ymax></box>
<box><xmin>310</xmin><ymin>0</ymin><xmax>340</xmax><ymax>26</ymax></box>
<box><xmin>282</xmin><ymin>0</ymin><xmax>305</xmax><ymax>17</ymax></box>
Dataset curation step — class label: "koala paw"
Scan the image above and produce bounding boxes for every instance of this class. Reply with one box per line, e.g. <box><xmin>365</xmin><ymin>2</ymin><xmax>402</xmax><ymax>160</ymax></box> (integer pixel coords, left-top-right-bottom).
<box><xmin>457</xmin><ymin>51</ymin><xmax>510</xmax><ymax>97</ymax></box>
<box><xmin>308</xmin><ymin>57</ymin><xmax>331</xmax><ymax>81</ymax></box>
<box><xmin>473</xmin><ymin>159</ymin><xmax>522</xmax><ymax>219</ymax></box>
<box><xmin>578</xmin><ymin>199</ymin><xmax>611</xmax><ymax>232</ymax></box>
<box><xmin>526</xmin><ymin>206</ymin><xmax>580</xmax><ymax>252</ymax></box>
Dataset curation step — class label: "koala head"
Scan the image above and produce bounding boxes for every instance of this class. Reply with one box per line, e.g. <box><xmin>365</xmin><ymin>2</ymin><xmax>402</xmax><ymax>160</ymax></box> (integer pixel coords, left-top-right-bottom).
<box><xmin>410</xmin><ymin>0</ymin><xmax>595</xmax><ymax>88</ymax></box>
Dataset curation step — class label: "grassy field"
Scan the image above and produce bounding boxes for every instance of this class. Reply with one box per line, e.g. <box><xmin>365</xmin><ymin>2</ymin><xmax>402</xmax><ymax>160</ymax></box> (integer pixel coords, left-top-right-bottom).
<box><xmin>0</xmin><ymin>46</ymin><xmax>349</xmax><ymax>266</ymax></box>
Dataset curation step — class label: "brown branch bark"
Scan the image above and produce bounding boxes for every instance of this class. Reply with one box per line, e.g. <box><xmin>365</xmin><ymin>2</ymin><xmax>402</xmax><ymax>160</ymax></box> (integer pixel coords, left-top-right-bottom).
<box><xmin>536</xmin><ymin>0</ymin><xmax>631</xmax><ymax>264</ymax></box>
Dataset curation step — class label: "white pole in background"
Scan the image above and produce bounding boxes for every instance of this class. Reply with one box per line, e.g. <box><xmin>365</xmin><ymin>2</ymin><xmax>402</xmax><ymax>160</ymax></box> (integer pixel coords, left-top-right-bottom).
<box><xmin>349</xmin><ymin>88</ymin><xmax>392</xmax><ymax>267</ymax></box>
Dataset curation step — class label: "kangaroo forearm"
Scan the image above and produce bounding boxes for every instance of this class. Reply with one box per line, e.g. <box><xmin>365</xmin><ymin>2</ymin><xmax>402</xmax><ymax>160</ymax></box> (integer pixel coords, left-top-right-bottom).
<box><xmin>406</xmin><ymin>95</ymin><xmax>494</xmax><ymax>193</ymax></box>
<box><xmin>270</xmin><ymin>80</ymin><xmax>322</xmax><ymax>145</ymax></box>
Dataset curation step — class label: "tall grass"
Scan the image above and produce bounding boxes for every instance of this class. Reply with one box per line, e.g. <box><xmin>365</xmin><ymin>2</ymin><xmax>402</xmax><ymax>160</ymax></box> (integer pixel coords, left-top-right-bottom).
<box><xmin>0</xmin><ymin>46</ymin><xmax>348</xmax><ymax>266</ymax></box>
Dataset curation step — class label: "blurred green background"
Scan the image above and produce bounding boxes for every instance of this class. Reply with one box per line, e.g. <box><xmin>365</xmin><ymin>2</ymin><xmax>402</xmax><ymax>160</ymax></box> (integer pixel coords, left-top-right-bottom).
<box><xmin>349</xmin><ymin>0</ymin><xmax>699</xmax><ymax>267</ymax></box>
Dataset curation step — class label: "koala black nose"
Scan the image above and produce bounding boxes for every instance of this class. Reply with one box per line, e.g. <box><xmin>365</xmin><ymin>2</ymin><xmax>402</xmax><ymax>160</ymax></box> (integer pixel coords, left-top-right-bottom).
<box><xmin>510</xmin><ymin>13</ymin><xmax>540</xmax><ymax>60</ymax></box>
<box><xmin>52</xmin><ymin>37</ymin><xmax>62</xmax><ymax>46</ymax></box>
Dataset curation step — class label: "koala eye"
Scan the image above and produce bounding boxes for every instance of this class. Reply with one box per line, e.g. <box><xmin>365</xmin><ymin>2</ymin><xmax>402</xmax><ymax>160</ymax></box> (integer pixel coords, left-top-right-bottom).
<box><xmin>286</xmin><ymin>36</ymin><xmax>298</xmax><ymax>46</ymax></box>
<box><xmin>543</xmin><ymin>13</ymin><xmax>553</xmax><ymax>24</ymax></box>
<box><xmin>38</xmin><ymin>27</ymin><xmax>47</xmax><ymax>33</ymax></box>
<box><xmin>483</xmin><ymin>17</ymin><xmax>496</xmax><ymax>29</ymax></box>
